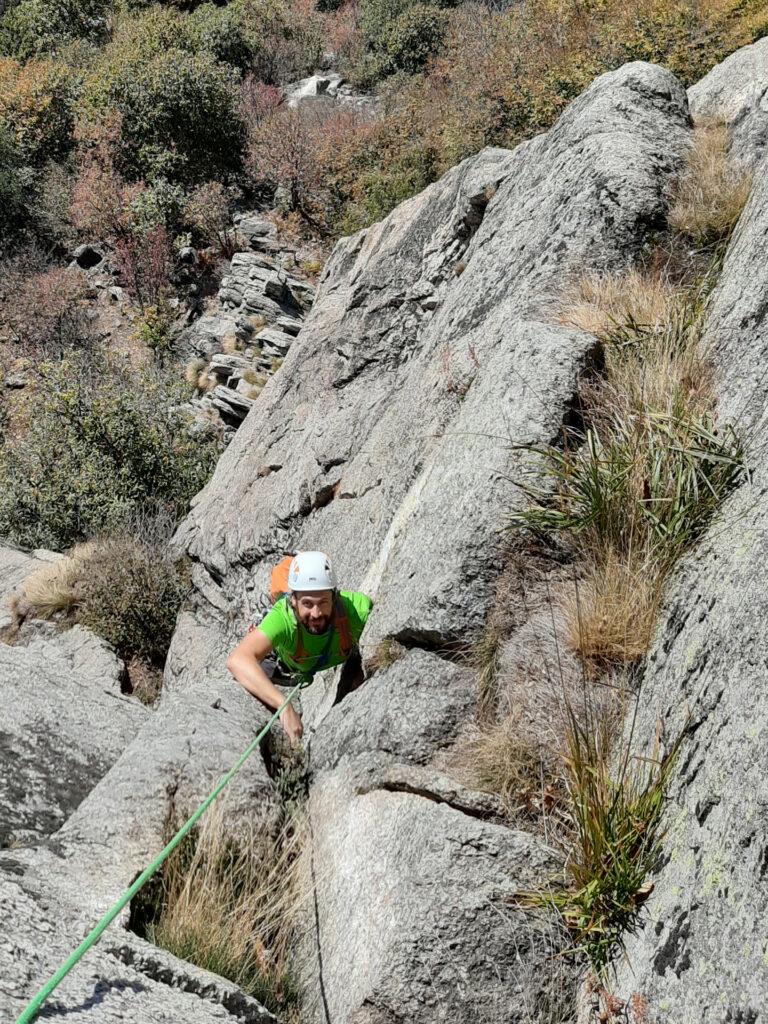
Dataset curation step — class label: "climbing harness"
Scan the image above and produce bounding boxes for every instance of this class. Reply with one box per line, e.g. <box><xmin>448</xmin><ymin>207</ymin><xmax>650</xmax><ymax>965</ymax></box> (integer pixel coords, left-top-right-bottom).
<box><xmin>14</xmin><ymin>682</ymin><xmax>302</xmax><ymax>1024</ymax></box>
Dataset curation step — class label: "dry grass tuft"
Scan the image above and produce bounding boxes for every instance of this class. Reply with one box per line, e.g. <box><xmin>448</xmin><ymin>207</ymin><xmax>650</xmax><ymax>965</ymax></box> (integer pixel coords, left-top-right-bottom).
<box><xmin>22</xmin><ymin>542</ymin><xmax>98</xmax><ymax>618</ymax></box>
<box><xmin>563</xmin><ymin>554</ymin><xmax>664</xmax><ymax>669</ymax></box>
<box><xmin>515</xmin><ymin>275</ymin><xmax>744</xmax><ymax>667</ymax></box>
<box><xmin>136</xmin><ymin>801</ymin><xmax>305</xmax><ymax>1017</ymax></box>
<box><xmin>365</xmin><ymin>636</ymin><xmax>406</xmax><ymax>674</ymax></box>
<box><xmin>465</xmin><ymin>713</ymin><xmax>550</xmax><ymax>816</ymax></box>
<box><xmin>185</xmin><ymin>358</ymin><xmax>207</xmax><ymax>388</ymax></box>
<box><xmin>197</xmin><ymin>369</ymin><xmax>214</xmax><ymax>392</ymax></box>
<box><xmin>126</xmin><ymin>658</ymin><xmax>164</xmax><ymax>705</ymax></box>
<box><xmin>561</xmin><ymin>270</ymin><xmax>680</xmax><ymax>341</ymax></box>
<box><xmin>668</xmin><ymin>120</ymin><xmax>753</xmax><ymax>246</ymax></box>
<box><xmin>221</xmin><ymin>335</ymin><xmax>239</xmax><ymax>354</ymax></box>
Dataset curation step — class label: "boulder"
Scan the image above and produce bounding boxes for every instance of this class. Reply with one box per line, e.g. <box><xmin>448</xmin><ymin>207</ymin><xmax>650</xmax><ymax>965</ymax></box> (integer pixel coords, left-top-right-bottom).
<box><xmin>688</xmin><ymin>36</ymin><xmax>768</xmax><ymax>167</ymax></box>
<box><xmin>208</xmin><ymin>384</ymin><xmax>254</xmax><ymax>425</ymax></box>
<box><xmin>208</xmin><ymin>352</ymin><xmax>251</xmax><ymax>382</ymax></box>
<box><xmin>309</xmin><ymin>650</ymin><xmax>474</xmax><ymax>772</ymax></box>
<box><xmin>252</xmin><ymin>327</ymin><xmax>293</xmax><ymax>355</ymax></box>
<box><xmin>15</xmin><ymin>609</ymin><xmax>280</xmax><ymax>918</ymax></box>
<box><xmin>0</xmin><ymin>628</ymin><xmax>145</xmax><ymax>846</ymax></box>
<box><xmin>300</xmin><ymin>755</ymin><xmax>569</xmax><ymax>1024</ymax></box>
<box><xmin>612</xmin><ymin>144</ymin><xmax>768</xmax><ymax>1020</ymax></box>
<box><xmin>284</xmin><ymin>72</ymin><xmax>375</xmax><ymax>113</ymax></box>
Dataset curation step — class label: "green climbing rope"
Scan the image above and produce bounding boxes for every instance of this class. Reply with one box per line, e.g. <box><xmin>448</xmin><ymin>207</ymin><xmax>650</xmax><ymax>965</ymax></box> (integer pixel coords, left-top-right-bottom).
<box><xmin>15</xmin><ymin>682</ymin><xmax>303</xmax><ymax>1024</ymax></box>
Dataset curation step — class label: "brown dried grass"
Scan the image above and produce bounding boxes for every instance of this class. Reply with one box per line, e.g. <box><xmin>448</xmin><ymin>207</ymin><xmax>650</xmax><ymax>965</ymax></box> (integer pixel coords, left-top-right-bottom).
<box><xmin>561</xmin><ymin>270</ymin><xmax>680</xmax><ymax>340</ymax></box>
<box><xmin>668</xmin><ymin>120</ymin><xmax>753</xmax><ymax>245</ymax></box>
<box><xmin>21</xmin><ymin>542</ymin><xmax>98</xmax><ymax>618</ymax></box>
<box><xmin>144</xmin><ymin>801</ymin><xmax>305</xmax><ymax>1016</ymax></box>
<box><xmin>563</xmin><ymin>552</ymin><xmax>665</xmax><ymax>669</ymax></box>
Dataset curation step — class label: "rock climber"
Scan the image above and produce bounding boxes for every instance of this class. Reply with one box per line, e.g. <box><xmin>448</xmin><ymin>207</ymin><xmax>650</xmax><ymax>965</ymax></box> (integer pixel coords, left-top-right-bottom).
<box><xmin>225</xmin><ymin>550</ymin><xmax>373</xmax><ymax>744</ymax></box>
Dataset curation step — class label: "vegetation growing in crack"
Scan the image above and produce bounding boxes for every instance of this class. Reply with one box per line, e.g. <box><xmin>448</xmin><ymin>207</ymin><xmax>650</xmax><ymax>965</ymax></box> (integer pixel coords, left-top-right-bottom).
<box><xmin>130</xmin><ymin>762</ymin><xmax>307</xmax><ymax>1020</ymax></box>
<box><xmin>465</xmin><ymin>120</ymin><xmax>750</xmax><ymax>980</ymax></box>
<box><xmin>511</xmin><ymin>122</ymin><xmax>750</xmax><ymax>670</ymax></box>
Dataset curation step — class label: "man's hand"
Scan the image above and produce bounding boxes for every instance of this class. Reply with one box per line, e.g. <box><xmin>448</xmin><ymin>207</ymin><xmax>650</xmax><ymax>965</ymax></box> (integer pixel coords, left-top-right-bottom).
<box><xmin>279</xmin><ymin>704</ymin><xmax>303</xmax><ymax>744</ymax></box>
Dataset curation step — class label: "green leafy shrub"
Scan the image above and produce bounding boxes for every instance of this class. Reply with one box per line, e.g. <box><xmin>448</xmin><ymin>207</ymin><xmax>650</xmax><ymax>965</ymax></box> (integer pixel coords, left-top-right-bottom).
<box><xmin>0</xmin><ymin>352</ymin><xmax>218</xmax><ymax>550</ymax></box>
<box><xmin>84</xmin><ymin>45</ymin><xmax>246</xmax><ymax>184</ymax></box>
<box><xmin>0</xmin><ymin>0</ymin><xmax>110</xmax><ymax>59</ymax></box>
<box><xmin>133</xmin><ymin>303</ymin><xmax>177</xmax><ymax>364</ymax></box>
<box><xmin>332</xmin><ymin>0</ymin><xmax>768</xmax><ymax>233</ymax></box>
<box><xmin>185</xmin><ymin>1</ymin><xmax>255</xmax><ymax>69</ymax></box>
<box><xmin>75</xmin><ymin>524</ymin><xmax>190</xmax><ymax>668</ymax></box>
<box><xmin>130</xmin><ymin>176</ymin><xmax>187</xmax><ymax>233</ymax></box>
<box><xmin>357</xmin><ymin>2</ymin><xmax>449</xmax><ymax>81</ymax></box>
<box><xmin>0</xmin><ymin>125</ymin><xmax>32</xmax><ymax>239</ymax></box>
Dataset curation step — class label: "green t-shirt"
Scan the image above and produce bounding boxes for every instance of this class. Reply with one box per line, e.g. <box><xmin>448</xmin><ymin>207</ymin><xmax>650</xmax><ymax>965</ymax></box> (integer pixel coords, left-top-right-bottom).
<box><xmin>257</xmin><ymin>590</ymin><xmax>372</xmax><ymax>681</ymax></box>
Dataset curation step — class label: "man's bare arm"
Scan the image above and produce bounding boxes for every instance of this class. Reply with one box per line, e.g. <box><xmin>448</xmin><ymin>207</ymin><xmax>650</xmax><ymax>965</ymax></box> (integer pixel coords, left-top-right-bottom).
<box><xmin>226</xmin><ymin>629</ymin><xmax>303</xmax><ymax>741</ymax></box>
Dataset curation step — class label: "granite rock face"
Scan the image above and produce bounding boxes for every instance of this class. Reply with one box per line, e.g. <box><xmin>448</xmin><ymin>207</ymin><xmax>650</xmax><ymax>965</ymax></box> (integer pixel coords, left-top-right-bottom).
<box><xmin>170</xmin><ymin>61</ymin><xmax>692</xmax><ymax>1024</ymax></box>
<box><xmin>611</xmin><ymin>137</ymin><xmax>768</xmax><ymax>1022</ymax></box>
<box><xmin>0</xmin><ymin>632</ymin><xmax>145</xmax><ymax>847</ymax></box>
<box><xmin>308</xmin><ymin>649</ymin><xmax>474</xmax><ymax>771</ymax></box>
<box><xmin>300</xmin><ymin>756</ymin><xmax>567</xmax><ymax>1024</ymax></box>
<box><xmin>14</xmin><ymin>51</ymin><xmax>762</xmax><ymax>1024</ymax></box>
<box><xmin>0</xmin><ymin>545</ymin><xmax>143</xmax><ymax>848</ymax></box>
<box><xmin>176</xmin><ymin>62</ymin><xmax>690</xmax><ymax>652</ymax></box>
<box><xmin>0</xmin><ymin>872</ymin><xmax>278</xmax><ymax>1024</ymax></box>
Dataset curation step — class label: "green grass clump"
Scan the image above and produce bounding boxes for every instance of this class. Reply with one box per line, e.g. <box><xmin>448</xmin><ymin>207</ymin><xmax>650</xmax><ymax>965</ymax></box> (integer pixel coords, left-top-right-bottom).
<box><xmin>521</xmin><ymin>707</ymin><xmax>681</xmax><ymax>973</ymax></box>
<box><xmin>511</xmin><ymin>281</ymin><xmax>745</xmax><ymax>667</ymax></box>
<box><xmin>512</xmin><ymin>413</ymin><xmax>744</xmax><ymax>570</ymax></box>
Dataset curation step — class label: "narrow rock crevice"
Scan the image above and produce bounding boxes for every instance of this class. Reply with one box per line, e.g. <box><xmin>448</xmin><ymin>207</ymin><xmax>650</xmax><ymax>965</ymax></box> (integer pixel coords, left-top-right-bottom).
<box><xmin>107</xmin><ymin>943</ymin><xmax>278</xmax><ymax>1024</ymax></box>
<box><xmin>356</xmin><ymin>778</ymin><xmax>503</xmax><ymax>823</ymax></box>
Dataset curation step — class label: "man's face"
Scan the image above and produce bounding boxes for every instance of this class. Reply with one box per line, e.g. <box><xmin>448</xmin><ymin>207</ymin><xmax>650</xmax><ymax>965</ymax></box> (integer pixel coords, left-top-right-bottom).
<box><xmin>292</xmin><ymin>590</ymin><xmax>333</xmax><ymax>634</ymax></box>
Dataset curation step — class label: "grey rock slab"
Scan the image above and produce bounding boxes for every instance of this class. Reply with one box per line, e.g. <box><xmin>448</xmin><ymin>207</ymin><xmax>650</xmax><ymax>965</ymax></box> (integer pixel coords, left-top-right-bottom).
<box><xmin>611</xmin><ymin>140</ymin><xmax>768</xmax><ymax>1021</ymax></box>
<box><xmin>209</xmin><ymin>353</ymin><xmax>252</xmax><ymax>379</ymax></box>
<box><xmin>689</xmin><ymin>36</ymin><xmax>768</xmax><ymax>167</ymax></box>
<box><xmin>346</xmin><ymin>754</ymin><xmax>506</xmax><ymax>821</ymax></box>
<box><xmin>309</xmin><ymin>649</ymin><xmax>475</xmax><ymax>772</ymax></box>
<box><xmin>18</xmin><ymin>609</ymin><xmax>280</xmax><ymax>918</ymax></box>
<box><xmin>0</xmin><ymin>873</ymin><xmax>277</xmax><ymax>1023</ymax></box>
<box><xmin>175</xmin><ymin>62</ymin><xmax>690</xmax><ymax>652</ymax></box>
<box><xmin>0</xmin><ymin>637</ymin><xmax>146</xmax><ymax>846</ymax></box>
<box><xmin>208</xmin><ymin>385</ymin><xmax>254</xmax><ymax>424</ymax></box>
<box><xmin>253</xmin><ymin>327</ymin><xmax>293</xmax><ymax>353</ymax></box>
<box><xmin>274</xmin><ymin>315</ymin><xmax>303</xmax><ymax>336</ymax></box>
<box><xmin>299</xmin><ymin>756</ymin><xmax>570</xmax><ymax>1024</ymax></box>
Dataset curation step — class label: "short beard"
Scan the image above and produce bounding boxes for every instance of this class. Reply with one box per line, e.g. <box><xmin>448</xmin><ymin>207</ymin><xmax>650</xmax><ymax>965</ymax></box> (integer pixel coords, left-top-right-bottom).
<box><xmin>305</xmin><ymin>617</ymin><xmax>329</xmax><ymax>635</ymax></box>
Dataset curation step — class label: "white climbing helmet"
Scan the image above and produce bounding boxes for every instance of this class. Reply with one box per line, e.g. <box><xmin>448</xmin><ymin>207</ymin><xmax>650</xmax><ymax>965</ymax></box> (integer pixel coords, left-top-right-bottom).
<box><xmin>288</xmin><ymin>551</ymin><xmax>336</xmax><ymax>592</ymax></box>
